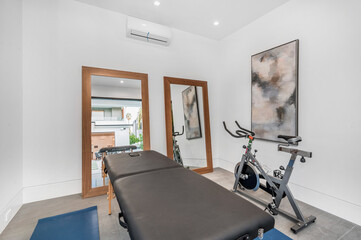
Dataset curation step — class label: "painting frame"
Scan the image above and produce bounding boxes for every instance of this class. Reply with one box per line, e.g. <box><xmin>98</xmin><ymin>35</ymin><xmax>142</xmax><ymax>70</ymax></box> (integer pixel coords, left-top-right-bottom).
<box><xmin>182</xmin><ymin>86</ymin><xmax>202</xmax><ymax>140</ymax></box>
<box><xmin>251</xmin><ymin>40</ymin><xmax>299</xmax><ymax>143</ymax></box>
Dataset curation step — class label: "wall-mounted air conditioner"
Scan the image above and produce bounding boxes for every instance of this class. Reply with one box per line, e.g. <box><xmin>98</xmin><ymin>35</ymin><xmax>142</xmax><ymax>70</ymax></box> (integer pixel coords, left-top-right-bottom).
<box><xmin>126</xmin><ymin>16</ymin><xmax>172</xmax><ymax>46</ymax></box>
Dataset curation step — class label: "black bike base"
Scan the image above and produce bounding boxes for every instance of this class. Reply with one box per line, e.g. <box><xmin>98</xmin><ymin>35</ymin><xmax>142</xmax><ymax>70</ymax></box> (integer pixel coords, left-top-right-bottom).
<box><xmin>291</xmin><ymin>215</ymin><xmax>316</xmax><ymax>234</ymax></box>
<box><xmin>233</xmin><ymin>188</ymin><xmax>316</xmax><ymax>234</ymax></box>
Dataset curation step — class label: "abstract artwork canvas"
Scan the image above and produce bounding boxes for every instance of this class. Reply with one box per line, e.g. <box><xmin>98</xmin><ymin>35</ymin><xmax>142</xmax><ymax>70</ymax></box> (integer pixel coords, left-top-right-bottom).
<box><xmin>251</xmin><ymin>40</ymin><xmax>299</xmax><ymax>142</ymax></box>
<box><xmin>182</xmin><ymin>86</ymin><xmax>202</xmax><ymax>140</ymax></box>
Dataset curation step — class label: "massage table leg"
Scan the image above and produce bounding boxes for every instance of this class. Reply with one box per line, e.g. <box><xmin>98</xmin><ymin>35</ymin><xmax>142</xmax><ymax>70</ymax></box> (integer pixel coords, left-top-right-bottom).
<box><xmin>107</xmin><ymin>181</ymin><xmax>115</xmax><ymax>215</ymax></box>
<box><xmin>102</xmin><ymin>152</ymin><xmax>106</xmax><ymax>186</ymax></box>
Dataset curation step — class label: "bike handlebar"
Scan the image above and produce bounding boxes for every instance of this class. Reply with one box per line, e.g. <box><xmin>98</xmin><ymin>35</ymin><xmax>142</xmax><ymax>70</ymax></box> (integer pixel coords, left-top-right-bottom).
<box><xmin>235</xmin><ymin>121</ymin><xmax>255</xmax><ymax>136</ymax></box>
<box><xmin>173</xmin><ymin>126</ymin><xmax>185</xmax><ymax>137</ymax></box>
<box><xmin>223</xmin><ymin>122</ymin><xmax>246</xmax><ymax>138</ymax></box>
<box><xmin>223</xmin><ymin>121</ymin><xmax>255</xmax><ymax>138</ymax></box>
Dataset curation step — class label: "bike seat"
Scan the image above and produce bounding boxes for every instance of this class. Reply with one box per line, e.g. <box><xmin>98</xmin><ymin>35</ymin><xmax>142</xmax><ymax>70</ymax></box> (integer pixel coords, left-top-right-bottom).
<box><xmin>278</xmin><ymin>135</ymin><xmax>302</xmax><ymax>144</ymax></box>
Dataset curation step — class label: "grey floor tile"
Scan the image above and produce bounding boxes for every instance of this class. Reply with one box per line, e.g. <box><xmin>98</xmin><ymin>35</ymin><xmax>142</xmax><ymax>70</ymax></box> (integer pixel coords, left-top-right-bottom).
<box><xmin>340</xmin><ymin>225</ymin><xmax>361</xmax><ymax>240</ymax></box>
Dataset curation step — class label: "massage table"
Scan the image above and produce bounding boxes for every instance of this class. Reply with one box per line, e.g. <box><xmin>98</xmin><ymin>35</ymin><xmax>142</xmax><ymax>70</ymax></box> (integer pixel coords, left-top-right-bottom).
<box><xmin>104</xmin><ymin>150</ymin><xmax>274</xmax><ymax>240</ymax></box>
<box><xmin>98</xmin><ymin>145</ymin><xmax>137</xmax><ymax>188</ymax></box>
<box><xmin>104</xmin><ymin>150</ymin><xmax>181</xmax><ymax>214</ymax></box>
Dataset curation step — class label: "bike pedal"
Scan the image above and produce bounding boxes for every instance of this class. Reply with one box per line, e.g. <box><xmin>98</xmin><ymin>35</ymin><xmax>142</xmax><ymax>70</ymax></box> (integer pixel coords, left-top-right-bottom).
<box><xmin>267</xmin><ymin>203</ymin><xmax>279</xmax><ymax>216</ymax></box>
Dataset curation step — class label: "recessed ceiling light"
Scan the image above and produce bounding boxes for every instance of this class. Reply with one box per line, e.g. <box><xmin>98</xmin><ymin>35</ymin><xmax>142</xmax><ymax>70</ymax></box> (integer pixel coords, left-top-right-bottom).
<box><xmin>120</xmin><ymin>80</ymin><xmax>124</xmax><ymax>84</ymax></box>
<box><xmin>213</xmin><ymin>21</ymin><xmax>220</xmax><ymax>26</ymax></box>
<box><xmin>142</xmin><ymin>23</ymin><xmax>147</xmax><ymax>27</ymax></box>
<box><xmin>154</xmin><ymin>1</ymin><xmax>160</xmax><ymax>6</ymax></box>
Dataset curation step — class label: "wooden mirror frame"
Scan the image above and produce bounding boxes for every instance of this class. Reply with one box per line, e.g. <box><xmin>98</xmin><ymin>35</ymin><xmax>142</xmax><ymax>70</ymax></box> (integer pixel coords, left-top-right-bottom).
<box><xmin>164</xmin><ymin>76</ymin><xmax>213</xmax><ymax>174</ymax></box>
<box><xmin>82</xmin><ymin>66</ymin><xmax>150</xmax><ymax>198</ymax></box>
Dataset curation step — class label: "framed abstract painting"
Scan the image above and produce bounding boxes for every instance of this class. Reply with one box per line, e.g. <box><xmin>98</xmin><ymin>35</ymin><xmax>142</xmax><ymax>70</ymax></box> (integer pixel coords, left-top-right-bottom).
<box><xmin>182</xmin><ymin>86</ymin><xmax>202</xmax><ymax>140</ymax></box>
<box><xmin>251</xmin><ymin>40</ymin><xmax>299</xmax><ymax>142</ymax></box>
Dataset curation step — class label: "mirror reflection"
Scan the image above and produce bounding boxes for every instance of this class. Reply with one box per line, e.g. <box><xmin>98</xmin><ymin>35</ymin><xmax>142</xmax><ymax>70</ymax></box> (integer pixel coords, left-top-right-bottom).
<box><xmin>170</xmin><ymin>84</ymin><xmax>207</xmax><ymax>169</ymax></box>
<box><xmin>91</xmin><ymin>76</ymin><xmax>142</xmax><ymax>188</ymax></box>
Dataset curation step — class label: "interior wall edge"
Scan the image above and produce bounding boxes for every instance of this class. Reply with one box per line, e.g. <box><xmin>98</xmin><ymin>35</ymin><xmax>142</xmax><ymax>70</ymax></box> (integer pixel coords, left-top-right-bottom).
<box><xmin>0</xmin><ymin>0</ymin><xmax>24</xmax><ymax>234</ymax></box>
<box><xmin>212</xmin><ymin>157</ymin><xmax>220</xmax><ymax>168</ymax></box>
<box><xmin>0</xmin><ymin>189</ymin><xmax>23</xmax><ymax>234</ymax></box>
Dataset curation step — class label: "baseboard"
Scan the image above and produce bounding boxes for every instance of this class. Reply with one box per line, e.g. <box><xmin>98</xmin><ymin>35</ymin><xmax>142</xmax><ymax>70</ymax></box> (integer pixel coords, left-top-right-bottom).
<box><xmin>183</xmin><ymin>157</ymin><xmax>207</xmax><ymax>168</ymax></box>
<box><xmin>0</xmin><ymin>189</ymin><xmax>23</xmax><ymax>234</ymax></box>
<box><xmin>218</xmin><ymin>158</ymin><xmax>236</xmax><ymax>172</ymax></box>
<box><xmin>212</xmin><ymin>157</ymin><xmax>220</xmax><ymax>168</ymax></box>
<box><xmin>288</xmin><ymin>182</ymin><xmax>361</xmax><ymax>226</ymax></box>
<box><xmin>218</xmin><ymin>158</ymin><xmax>361</xmax><ymax>226</ymax></box>
<box><xmin>23</xmin><ymin>179</ymin><xmax>82</xmax><ymax>204</ymax></box>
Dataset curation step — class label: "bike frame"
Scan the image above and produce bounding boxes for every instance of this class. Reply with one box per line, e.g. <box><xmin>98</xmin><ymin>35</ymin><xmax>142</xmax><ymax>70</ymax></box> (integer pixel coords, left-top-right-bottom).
<box><xmin>172</xmin><ymin>135</ymin><xmax>184</xmax><ymax>165</ymax></box>
<box><xmin>232</xmin><ymin>136</ymin><xmax>315</xmax><ymax>233</ymax></box>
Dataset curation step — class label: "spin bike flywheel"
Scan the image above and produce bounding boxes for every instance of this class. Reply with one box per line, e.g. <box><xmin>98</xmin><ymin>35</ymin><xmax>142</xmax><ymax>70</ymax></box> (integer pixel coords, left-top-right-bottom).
<box><xmin>234</xmin><ymin>162</ymin><xmax>260</xmax><ymax>191</ymax></box>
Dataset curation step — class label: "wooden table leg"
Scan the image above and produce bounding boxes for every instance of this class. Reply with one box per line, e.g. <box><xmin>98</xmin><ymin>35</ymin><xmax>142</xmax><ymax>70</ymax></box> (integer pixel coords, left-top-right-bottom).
<box><xmin>102</xmin><ymin>153</ymin><xmax>106</xmax><ymax>186</ymax></box>
<box><xmin>108</xmin><ymin>181</ymin><xmax>112</xmax><ymax>215</ymax></box>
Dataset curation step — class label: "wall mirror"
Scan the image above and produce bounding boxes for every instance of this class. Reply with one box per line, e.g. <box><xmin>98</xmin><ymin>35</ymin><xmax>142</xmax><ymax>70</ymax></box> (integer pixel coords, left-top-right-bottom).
<box><xmin>164</xmin><ymin>77</ymin><xmax>213</xmax><ymax>174</ymax></box>
<box><xmin>82</xmin><ymin>67</ymin><xmax>150</xmax><ymax>198</ymax></box>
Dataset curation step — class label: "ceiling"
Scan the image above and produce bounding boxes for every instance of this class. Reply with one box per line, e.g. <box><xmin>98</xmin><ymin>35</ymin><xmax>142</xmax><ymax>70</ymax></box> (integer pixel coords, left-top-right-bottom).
<box><xmin>76</xmin><ymin>0</ymin><xmax>290</xmax><ymax>40</ymax></box>
<box><xmin>91</xmin><ymin>76</ymin><xmax>141</xmax><ymax>89</ymax></box>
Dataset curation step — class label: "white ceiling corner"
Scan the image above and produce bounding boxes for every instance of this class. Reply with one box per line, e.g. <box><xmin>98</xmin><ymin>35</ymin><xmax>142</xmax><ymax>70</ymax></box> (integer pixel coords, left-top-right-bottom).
<box><xmin>76</xmin><ymin>0</ymin><xmax>291</xmax><ymax>40</ymax></box>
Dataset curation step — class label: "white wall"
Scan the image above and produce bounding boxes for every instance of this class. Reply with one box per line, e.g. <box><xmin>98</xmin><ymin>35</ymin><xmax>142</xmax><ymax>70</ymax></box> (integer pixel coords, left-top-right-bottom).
<box><xmin>170</xmin><ymin>85</ymin><xmax>207</xmax><ymax>168</ymax></box>
<box><xmin>217</xmin><ymin>0</ymin><xmax>361</xmax><ymax>225</ymax></box>
<box><xmin>0</xmin><ymin>0</ymin><xmax>23</xmax><ymax>233</ymax></box>
<box><xmin>22</xmin><ymin>0</ymin><xmax>219</xmax><ymax>203</ymax></box>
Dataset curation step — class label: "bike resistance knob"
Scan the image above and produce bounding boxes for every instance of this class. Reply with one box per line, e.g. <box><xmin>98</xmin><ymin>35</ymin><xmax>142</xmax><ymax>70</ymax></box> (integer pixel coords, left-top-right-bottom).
<box><xmin>300</xmin><ymin>157</ymin><xmax>306</xmax><ymax>163</ymax></box>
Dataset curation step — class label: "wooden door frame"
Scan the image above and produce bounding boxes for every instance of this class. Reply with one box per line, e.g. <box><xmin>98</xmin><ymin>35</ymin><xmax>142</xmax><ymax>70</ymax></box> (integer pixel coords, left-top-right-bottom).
<box><xmin>164</xmin><ymin>76</ymin><xmax>213</xmax><ymax>174</ymax></box>
<box><xmin>82</xmin><ymin>66</ymin><xmax>150</xmax><ymax>198</ymax></box>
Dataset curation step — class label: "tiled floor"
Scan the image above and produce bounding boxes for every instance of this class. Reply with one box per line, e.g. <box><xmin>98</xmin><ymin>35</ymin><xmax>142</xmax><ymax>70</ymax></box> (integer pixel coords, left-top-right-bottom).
<box><xmin>0</xmin><ymin>168</ymin><xmax>360</xmax><ymax>240</ymax></box>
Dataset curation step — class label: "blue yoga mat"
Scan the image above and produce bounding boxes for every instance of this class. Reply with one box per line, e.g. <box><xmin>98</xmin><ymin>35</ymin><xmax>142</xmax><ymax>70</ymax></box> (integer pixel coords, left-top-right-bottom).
<box><xmin>254</xmin><ymin>228</ymin><xmax>292</xmax><ymax>240</ymax></box>
<box><xmin>30</xmin><ymin>206</ymin><xmax>100</xmax><ymax>240</ymax></box>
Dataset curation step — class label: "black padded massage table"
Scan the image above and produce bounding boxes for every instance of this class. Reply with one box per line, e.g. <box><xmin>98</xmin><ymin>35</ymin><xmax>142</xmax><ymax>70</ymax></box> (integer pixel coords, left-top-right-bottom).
<box><xmin>104</xmin><ymin>150</ymin><xmax>274</xmax><ymax>240</ymax></box>
<box><xmin>98</xmin><ymin>145</ymin><xmax>137</xmax><ymax>190</ymax></box>
<box><xmin>104</xmin><ymin>150</ymin><xmax>182</xmax><ymax>214</ymax></box>
<box><xmin>98</xmin><ymin>145</ymin><xmax>137</xmax><ymax>155</ymax></box>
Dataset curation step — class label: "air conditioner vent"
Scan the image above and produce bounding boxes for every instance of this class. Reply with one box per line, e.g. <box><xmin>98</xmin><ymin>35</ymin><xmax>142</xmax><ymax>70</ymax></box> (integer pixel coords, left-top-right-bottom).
<box><xmin>126</xmin><ymin>17</ymin><xmax>172</xmax><ymax>46</ymax></box>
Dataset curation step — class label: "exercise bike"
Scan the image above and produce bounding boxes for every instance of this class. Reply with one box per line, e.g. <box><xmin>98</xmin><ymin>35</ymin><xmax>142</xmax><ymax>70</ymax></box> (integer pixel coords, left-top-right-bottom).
<box><xmin>223</xmin><ymin>121</ymin><xmax>316</xmax><ymax>234</ymax></box>
<box><xmin>173</xmin><ymin>126</ymin><xmax>185</xmax><ymax>166</ymax></box>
